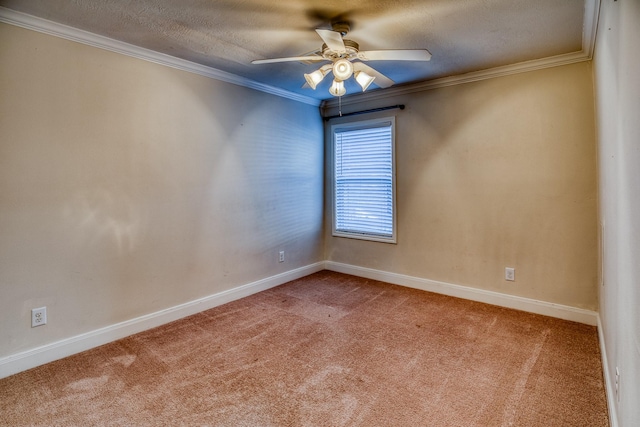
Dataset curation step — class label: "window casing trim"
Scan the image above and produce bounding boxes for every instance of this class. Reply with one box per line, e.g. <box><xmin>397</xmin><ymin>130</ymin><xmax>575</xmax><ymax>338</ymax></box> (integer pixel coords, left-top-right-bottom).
<box><xmin>331</xmin><ymin>116</ymin><xmax>397</xmax><ymax>244</ymax></box>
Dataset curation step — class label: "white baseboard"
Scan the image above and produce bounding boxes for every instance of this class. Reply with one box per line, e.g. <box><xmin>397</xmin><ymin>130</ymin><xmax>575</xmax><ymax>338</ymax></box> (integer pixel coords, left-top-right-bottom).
<box><xmin>1</xmin><ymin>261</ymin><xmax>601</xmax><ymax>380</ymax></box>
<box><xmin>325</xmin><ymin>261</ymin><xmax>599</xmax><ymax>326</ymax></box>
<box><xmin>0</xmin><ymin>262</ymin><xmax>324</xmax><ymax>379</ymax></box>
<box><xmin>597</xmin><ymin>315</ymin><xmax>619</xmax><ymax>427</ymax></box>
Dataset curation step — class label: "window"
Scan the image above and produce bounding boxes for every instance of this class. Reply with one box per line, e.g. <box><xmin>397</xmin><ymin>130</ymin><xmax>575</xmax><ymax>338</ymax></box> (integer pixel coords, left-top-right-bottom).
<box><xmin>332</xmin><ymin>117</ymin><xmax>396</xmax><ymax>243</ymax></box>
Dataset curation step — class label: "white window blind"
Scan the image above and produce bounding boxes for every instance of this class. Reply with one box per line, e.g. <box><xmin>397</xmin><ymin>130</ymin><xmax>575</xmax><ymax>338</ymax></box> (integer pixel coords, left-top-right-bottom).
<box><xmin>333</xmin><ymin>119</ymin><xmax>395</xmax><ymax>242</ymax></box>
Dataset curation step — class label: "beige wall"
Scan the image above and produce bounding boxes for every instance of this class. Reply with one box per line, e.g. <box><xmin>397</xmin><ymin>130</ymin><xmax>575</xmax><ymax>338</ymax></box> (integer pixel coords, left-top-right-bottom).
<box><xmin>0</xmin><ymin>18</ymin><xmax>604</xmax><ymax>375</ymax></box>
<box><xmin>0</xmin><ymin>23</ymin><xmax>324</xmax><ymax>358</ymax></box>
<box><xmin>595</xmin><ymin>0</ymin><xmax>640</xmax><ymax>425</ymax></box>
<box><xmin>324</xmin><ymin>62</ymin><xmax>598</xmax><ymax>310</ymax></box>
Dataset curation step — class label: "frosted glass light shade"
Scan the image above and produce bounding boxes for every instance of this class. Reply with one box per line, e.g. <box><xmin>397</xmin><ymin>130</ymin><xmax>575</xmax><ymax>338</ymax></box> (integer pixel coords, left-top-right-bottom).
<box><xmin>329</xmin><ymin>79</ymin><xmax>346</xmax><ymax>97</ymax></box>
<box><xmin>304</xmin><ymin>70</ymin><xmax>324</xmax><ymax>90</ymax></box>
<box><xmin>355</xmin><ymin>70</ymin><xmax>375</xmax><ymax>92</ymax></box>
<box><xmin>304</xmin><ymin>64</ymin><xmax>331</xmax><ymax>90</ymax></box>
<box><xmin>333</xmin><ymin>59</ymin><xmax>353</xmax><ymax>81</ymax></box>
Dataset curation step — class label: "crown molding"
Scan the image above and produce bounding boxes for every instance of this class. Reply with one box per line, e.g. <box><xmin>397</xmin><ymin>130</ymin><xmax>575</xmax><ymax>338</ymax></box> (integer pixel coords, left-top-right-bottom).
<box><xmin>321</xmin><ymin>51</ymin><xmax>592</xmax><ymax>110</ymax></box>
<box><xmin>0</xmin><ymin>7</ymin><xmax>321</xmax><ymax>107</ymax></box>
<box><xmin>583</xmin><ymin>0</ymin><xmax>601</xmax><ymax>59</ymax></box>
<box><xmin>0</xmin><ymin>0</ymin><xmax>600</xmax><ymax>111</ymax></box>
<box><xmin>321</xmin><ymin>0</ymin><xmax>601</xmax><ymax>111</ymax></box>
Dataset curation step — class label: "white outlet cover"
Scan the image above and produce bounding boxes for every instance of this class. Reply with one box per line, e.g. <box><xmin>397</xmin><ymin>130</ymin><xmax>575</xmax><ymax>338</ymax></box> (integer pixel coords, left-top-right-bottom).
<box><xmin>505</xmin><ymin>267</ymin><xmax>515</xmax><ymax>281</ymax></box>
<box><xmin>31</xmin><ymin>307</ymin><xmax>47</xmax><ymax>327</ymax></box>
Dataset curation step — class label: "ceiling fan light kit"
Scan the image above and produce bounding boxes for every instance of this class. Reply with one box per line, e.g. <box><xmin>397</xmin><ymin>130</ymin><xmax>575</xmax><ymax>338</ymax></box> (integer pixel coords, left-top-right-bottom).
<box><xmin>252</xmin><ymin>21</ymin><xmax>431</xmax><ymax>98</ymax></box>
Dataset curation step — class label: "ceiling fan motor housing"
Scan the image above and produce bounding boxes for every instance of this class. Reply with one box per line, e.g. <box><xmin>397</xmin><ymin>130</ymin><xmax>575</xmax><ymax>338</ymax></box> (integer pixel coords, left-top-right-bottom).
<box><xmin>321</xmin><ymin>40</ymin><xmax>360</xmax><ymax>60</ymax></box>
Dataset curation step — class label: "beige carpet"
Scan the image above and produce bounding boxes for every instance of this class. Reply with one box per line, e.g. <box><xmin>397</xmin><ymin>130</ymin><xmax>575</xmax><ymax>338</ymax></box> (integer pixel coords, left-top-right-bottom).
<box><xmin>0</xmin><ymin>271</ymin><xmax>609</xmax><ymax>426</ymax></box>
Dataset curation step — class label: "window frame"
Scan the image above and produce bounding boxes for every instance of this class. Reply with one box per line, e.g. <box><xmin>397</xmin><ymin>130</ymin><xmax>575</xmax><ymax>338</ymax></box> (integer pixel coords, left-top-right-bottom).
<box><xmin>331</xmin><ymin>116</ymin><xmax>397</xmax><ymax>244</ymax></box>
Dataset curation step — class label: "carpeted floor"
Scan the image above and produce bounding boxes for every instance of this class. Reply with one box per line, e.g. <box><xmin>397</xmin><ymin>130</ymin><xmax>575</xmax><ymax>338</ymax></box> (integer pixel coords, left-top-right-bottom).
<box><xmin>0</xmin><ymin>271</ymin><xmax>609</xmax><ymax>426</ymax></box>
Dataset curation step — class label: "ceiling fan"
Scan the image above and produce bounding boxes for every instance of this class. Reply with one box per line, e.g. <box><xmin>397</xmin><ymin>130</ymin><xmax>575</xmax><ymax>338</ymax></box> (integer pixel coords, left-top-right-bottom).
<box><xmin>251</xmin><ymin>22</ymin><xmax>431</xmax><ymax>97</ymax></box>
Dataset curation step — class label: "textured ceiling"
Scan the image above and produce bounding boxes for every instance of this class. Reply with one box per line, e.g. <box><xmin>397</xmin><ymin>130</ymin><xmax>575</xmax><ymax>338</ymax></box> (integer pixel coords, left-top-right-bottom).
<box><xmin>0</xmin><ymin>0</ymin><xmax>591</xmax><ymax>101</ymax></box>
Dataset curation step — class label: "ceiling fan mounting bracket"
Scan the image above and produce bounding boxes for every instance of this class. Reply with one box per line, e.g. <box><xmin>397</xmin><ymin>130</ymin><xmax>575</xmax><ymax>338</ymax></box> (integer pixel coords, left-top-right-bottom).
<box><xmin>331</xmin><ymin>22</ymin><xmax>351</xmax><ymax>36</ymax></box>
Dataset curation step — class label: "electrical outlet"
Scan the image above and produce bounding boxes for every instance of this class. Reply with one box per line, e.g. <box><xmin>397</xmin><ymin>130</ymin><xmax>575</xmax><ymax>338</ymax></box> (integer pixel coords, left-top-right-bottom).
<box><xmin>279</xmin><ymin>251</ymin><xmax>285</xmax><ymax>263</ymax></box>
<box><xmin>31</xmin><ymin>307</ymin><xmax>47</xmax><ymax>327</ymax></box>
<box><xmin>505</xmin><ymin>267</ymin><xmax>515</xmax><ymax>281</ymax></box>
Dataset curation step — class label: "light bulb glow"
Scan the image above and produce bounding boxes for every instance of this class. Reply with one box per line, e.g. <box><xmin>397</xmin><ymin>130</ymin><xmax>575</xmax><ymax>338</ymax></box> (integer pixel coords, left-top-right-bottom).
<box><xmin>332</xmin><ymin>59</ymin><xmax>353</xmax><ymax>81</ymax></box>
<box><xmin>354</xmin><ymin>71</ymin><xmax>375</xmax><ymax>92</ymax></box>
<box><xmin>329</xmin><ymin>79</ymin><xmax>346</xmax><ymax>97</ymax></box>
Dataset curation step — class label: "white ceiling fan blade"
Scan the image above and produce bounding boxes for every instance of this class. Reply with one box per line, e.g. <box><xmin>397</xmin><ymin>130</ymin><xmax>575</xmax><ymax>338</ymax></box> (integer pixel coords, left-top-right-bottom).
<box><xmin>353</xmin><ymin>62</ymin><xmax>395</xmax><ymax>88</ymax></box>
<box><xmin>252</xmin><ymin>56</ymin><xmax>326</xmax><ymax>64</ymax></box>
<box><xmin>358</xmin><ymin>49</ymin><xmax>432</xmax><ymax>62</ymax></box>
<box><xmin>315</xmin><ymin>29</ymin><xmax>346</xmax><ymax>53</ymax></box>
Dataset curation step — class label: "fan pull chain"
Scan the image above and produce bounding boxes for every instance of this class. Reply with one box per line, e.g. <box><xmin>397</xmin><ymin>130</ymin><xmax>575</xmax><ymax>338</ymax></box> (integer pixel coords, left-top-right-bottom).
<box><xmin>339</xmin><ymin>95</ymin><xmax>342</xmax><ymax>117</ymax></box>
